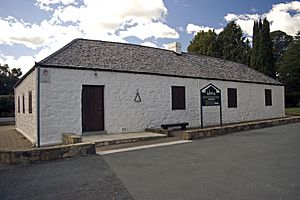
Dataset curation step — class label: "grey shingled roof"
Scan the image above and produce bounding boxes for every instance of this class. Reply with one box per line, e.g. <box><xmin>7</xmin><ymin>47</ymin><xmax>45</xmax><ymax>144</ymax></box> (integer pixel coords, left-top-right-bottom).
<box><xmin>38</xmin><ymin>38</ymin><xmax>281</xmax><ymax>85</ymax></box>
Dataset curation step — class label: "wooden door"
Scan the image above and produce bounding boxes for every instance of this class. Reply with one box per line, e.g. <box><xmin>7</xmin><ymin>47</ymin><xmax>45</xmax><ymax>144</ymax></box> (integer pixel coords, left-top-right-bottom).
<box><xmin>82</xmin><ymin>85</ymin><xmax>104</xmax><ymax>132</ymax></box>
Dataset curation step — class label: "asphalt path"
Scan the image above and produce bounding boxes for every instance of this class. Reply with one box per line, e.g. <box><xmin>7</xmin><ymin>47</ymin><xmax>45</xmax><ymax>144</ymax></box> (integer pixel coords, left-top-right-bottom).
<box><xmin>0</xmin><ymin>155</ymin><xmax>132</xmax><ymax>200</ymax></box>
<box><xmin>104</xmin><ymin>123</ymin><xmax>300</xmax><ymax>200</ymax></box>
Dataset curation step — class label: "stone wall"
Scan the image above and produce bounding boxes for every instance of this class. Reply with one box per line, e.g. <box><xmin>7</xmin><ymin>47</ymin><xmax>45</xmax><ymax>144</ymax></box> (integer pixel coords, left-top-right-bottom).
<box><xmin>0</xmin><ymin>142</ymin><xmax>95</xmax><ymax>164</ymax></box>
<box><xmin>15</xmin><ymin>69</ymin><xmax>37</xmax><ymax>144</ymax></box>
<box><xmin>38</xmin><ymin>67</ymin><xmax>285</xmax><ymax>145</ymax></box>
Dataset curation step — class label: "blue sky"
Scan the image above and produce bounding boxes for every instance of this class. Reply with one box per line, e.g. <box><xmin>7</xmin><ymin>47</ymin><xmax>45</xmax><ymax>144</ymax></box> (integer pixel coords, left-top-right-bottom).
<box><xmin>0</xmin><ymin>0</ymin><xmax>299</xmax><ymax>74</ymax></box>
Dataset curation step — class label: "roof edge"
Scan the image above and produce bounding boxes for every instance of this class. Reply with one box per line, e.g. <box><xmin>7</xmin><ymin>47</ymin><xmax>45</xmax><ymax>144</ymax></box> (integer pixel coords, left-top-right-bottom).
<box><xmin>39</xmin><ymin>64</ymin><xmax>284</xmax><ymax>86</ymax></box>
<box><xmin>14</xmin><ymin>65</ymin><xmax>37</xmax><ymax>88</ymax></box>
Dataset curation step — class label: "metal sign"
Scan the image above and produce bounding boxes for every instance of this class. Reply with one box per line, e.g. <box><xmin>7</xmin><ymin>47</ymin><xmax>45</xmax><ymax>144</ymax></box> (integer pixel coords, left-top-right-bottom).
<box><xmin>200</xmin><ymin>84</ymin><xmax>222</xmax><ymax>128</ymax></box>
<box><xmin>201</xmin><ymin>85</ymin><xmax>221</xmax><ymax>106</ymax></box>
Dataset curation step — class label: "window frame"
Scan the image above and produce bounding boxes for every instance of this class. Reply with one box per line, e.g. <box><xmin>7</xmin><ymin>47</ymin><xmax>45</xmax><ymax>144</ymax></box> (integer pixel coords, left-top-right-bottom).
<box><xmin>22</xmin><ymin>94</ymin><xmax>25</xmax><ymax>113</ymax></box>
<box><xmin>227</xmin><ymin>88</ymin><xmax>237</xmax><ymax>108</ymax></box>
<box><xmin>28</xmin><ymin>91</ymin><xmax>32</xmax><ymax>114</ymax></box>
<box><xmin>17</xmin><ymin>96</ymin><xmax>20</xmax><ymax>113</ymax></box>
<box><xmin>171</xmin><ymin>86</ymin><xmax>186</xmax><ymax>110</ymax></box>
<box><xmin>265</xmin><ymin>89</ymin><xmax>272</xmax><ymax>106</ymax></box>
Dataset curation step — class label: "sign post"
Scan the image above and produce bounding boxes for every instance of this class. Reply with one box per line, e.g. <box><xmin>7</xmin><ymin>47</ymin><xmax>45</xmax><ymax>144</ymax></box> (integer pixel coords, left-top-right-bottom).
<box><xmin>200</xmin><ymin>84</ymin><xmax>222</xmax><ymax>128</ymax></box>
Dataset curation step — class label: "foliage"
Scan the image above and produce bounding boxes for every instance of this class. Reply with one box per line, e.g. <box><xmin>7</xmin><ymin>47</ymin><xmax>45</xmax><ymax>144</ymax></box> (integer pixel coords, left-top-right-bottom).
<box><xmin>277</xmin><ymin>34</ymin><xmax>300</xmax><ymax>106</ymax></box>
<box><xmin>250</xmin><ymin>19</ymin><xmax>276</xmax><ymax>78</ymax></box>
<box><xmin>187</xmin><ymin>30</ymin><xmax>218</xmax><ymax>56</ymax></box>
<box><xmin>0</xmin><ymin>64</ymin><xmax>22</xmax><ymax>95</ymax></box>
<box><xmin>187</xmin><ymin>21</ymin><xmax>249</xmax><ymax>65</ymax></box>
<box><xmin>0</xmin><ymin>95</ymin><xmax>15</xmax><ymax>117</ymax></box>
<box><xmin>270</xmin><ymin>30</ymin><xmax>293</xmax><ymax>63</ymax></box>
<box><xmin>216</xmin><ymin>21</ymin><xmax>248</xmax><ymax>64</ymax></box>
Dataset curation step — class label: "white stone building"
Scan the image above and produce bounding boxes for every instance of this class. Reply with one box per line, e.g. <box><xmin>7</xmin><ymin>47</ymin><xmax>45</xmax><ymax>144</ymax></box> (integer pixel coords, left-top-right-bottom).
<box><xmin>15</xmin><ymin>39</ymin><xmax>285</xmax><ymax>146</ymax></box>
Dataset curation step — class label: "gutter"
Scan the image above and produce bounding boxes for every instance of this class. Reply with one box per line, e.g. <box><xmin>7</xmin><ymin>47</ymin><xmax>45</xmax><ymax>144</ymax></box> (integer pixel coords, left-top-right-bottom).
<box><xmin>36</xmin><ymin>64</ymin><xmax>41</xmax><ymax>148</ymax></box>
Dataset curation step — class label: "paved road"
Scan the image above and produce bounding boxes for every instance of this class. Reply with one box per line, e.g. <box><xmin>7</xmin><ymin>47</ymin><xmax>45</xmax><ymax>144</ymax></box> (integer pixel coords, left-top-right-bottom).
<box><xmin>0</xmin><ymin>117</ymin><xmax>15</xmax><ymax>122</ymax></box>
<box><xmin>0</xmin><ymin>156</ymin><xmax>132</xmax><ymax>200</ymax></box>
<box><xmin>104</xmin><ymin>123</ymin><xmax>300</xmax><ymax>200</ymax></box>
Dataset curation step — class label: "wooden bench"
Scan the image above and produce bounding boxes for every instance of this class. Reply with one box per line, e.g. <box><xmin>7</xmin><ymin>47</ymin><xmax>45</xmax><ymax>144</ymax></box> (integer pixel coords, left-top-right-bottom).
<box><xmin>161</xmin><ymin>122</ymin><xmax>189</xmax><ymax>130</ymax></box>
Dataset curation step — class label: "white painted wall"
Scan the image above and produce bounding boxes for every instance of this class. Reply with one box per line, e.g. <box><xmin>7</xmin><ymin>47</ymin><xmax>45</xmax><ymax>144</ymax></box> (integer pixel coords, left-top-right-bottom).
<box><xmin>15</xmin><ymin>69</ymin><xmax>37</xmax><ymax>144</ymax></box>
<box><xmin>39</xmin><ymin>67</ymin><xmax>285</xmax><ymax>146</ymax></box>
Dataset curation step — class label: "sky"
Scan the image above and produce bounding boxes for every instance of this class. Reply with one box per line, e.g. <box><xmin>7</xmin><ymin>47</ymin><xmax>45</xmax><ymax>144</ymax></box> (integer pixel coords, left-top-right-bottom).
<box><xmin>0</xmin><ymin>0</ymin><xmax>299</xmax><ymax>74</ymax></box>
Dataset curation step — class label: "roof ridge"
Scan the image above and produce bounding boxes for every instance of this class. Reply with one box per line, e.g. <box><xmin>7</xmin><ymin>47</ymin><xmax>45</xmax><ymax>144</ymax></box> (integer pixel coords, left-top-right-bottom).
<box><xmin>38</xmin><ymin>38</ymin><xmax>80</xmax><ymax>64</ymax></box>
<box><xmin>75</xmin><ymin>38</ymin><xmax>186</xmax><ymax>54</ymax></box>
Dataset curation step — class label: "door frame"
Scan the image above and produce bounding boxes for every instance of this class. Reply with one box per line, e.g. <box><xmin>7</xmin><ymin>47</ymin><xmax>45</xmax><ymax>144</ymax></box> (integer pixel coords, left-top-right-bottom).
<box><xmin>81</xmin><ymin>85</ymin><xmax>105</xmax><ymax>133</ymax></box>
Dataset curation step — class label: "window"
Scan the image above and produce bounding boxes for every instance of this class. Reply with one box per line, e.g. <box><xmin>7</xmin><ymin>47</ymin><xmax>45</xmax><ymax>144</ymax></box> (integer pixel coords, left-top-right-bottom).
<box><xmin>18</xmin><ymin>96</ymin><xmax>20</xmax><ymax>113</ymax></box>
<box><xmin>227</xmin><ymin>88</ymin><xmax>237</xmax><ymax>108</ymax></box>
<box><xmin>265</xmin><ymin>89</ymin><xmax>272</xmax><ymax>106</ymax></box>
<box><xmin>22</xmin><ymin>94</ymin><xmax>25</xmax><ymax>113</ymax></box>
<box><xmin>172</xmin><ymin>86</ymin><xmax>185</xmax><ymax>110</ymax></box>
<box><xmin>28</xmin><ymin>91</ymin><xmax>32</xmax><ymax>114</ymax></box>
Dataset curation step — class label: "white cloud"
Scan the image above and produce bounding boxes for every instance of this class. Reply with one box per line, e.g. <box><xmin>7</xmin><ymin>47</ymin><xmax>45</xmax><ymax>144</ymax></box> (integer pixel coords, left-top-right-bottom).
<box><xmin>0</xmin><ymin>54</ymin><xmax>35</xmax><ymax>73</ymax></box>
<box><xmin>0</xmin><ymin>0</ymin><xmax>178</xmax><ymax>74</ymax></box>
<box><xmin>140</xmin><ymin>42</ymin><xmax>158</xmax><ymax>48</ymax></box>
<box><xmin>186</xmin><ymin>23</ymin><xmax>223</xmax><ymax>35</ymax></box>
<box><xmin>35</xmin><ymin>0</ymin><xmax>77</xmax><ymax>11</ymax></box>
<box><xmin>119</xmin><ymin>22</ymin><xmax>179</xmax><ymax>40</ymax></box>
<box><xmin>224</xmin><ymin>1</ymin><xmax>300</xmax><ymax>36</ymax></box>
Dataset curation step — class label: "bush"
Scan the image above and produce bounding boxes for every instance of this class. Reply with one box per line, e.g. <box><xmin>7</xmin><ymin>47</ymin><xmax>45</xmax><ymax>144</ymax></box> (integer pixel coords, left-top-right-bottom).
<box><xmin>0</xmin><ymin>95</ymin><xmax>15</xmax><ymax>117</ymax></box>
<box><xmin>285</xmin><ymin>92</ymin><xmax>300</xmax><ymax>107</ymax></box>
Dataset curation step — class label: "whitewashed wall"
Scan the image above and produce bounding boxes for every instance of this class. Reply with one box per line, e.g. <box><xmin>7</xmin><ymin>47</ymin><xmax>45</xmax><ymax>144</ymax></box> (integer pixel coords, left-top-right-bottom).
<box><xmin>15</xmin><ymin>69</ymin><xmax>37</xmax><ymax>144</ymax></box>
<box><xmin>39</xmin><ymin>67</ymin><xmax>284</xmax><ymax>145</ymax></box>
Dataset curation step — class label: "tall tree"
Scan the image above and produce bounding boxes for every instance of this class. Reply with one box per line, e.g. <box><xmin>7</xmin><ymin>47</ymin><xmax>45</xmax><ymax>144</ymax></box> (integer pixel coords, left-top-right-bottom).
<box><xmin>277</xmin><ymin>33</ymin><xmax>300</xmax><ymax>106</ymax></box>
<box><xmin>250</xmin><ymin>20</ymin><xmax>260</xmax><ymax>70</ymax></box>
<box><xmin>216</xmin><ymin>21</ymin><xmax>247</xmax><ymax>64</ymax></box>
<box><xmin>250</xmin><ymin>18</ymin><xmax>276</xmax><ymax>78</ymax></box>
<box><xmin>187</xmin><ymin>30</ymin><xmax>217</xmax><ymax>56</ymax></box>
<box><xmin>0</xmin><ymin>64</ymin><xmax>22</xmax><ymax>95</ymax></box>
<box><xmin>270</xmin><ymin>30</ymin><xmax>293</xmax><ymax>63</ymax></box>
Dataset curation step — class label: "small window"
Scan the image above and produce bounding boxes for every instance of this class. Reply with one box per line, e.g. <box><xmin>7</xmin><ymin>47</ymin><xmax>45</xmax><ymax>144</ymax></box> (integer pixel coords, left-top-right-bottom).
<box><xmin>265</xmin><ymin>89</ymin><xmax>272</xmax><ymax>106</ymax></box>
<box><xmin>22</xmin><ymin>94</ymin><xmax>25</xmax><ymax>113</ymax></box>
<box><xmin>18</xmin><ymin>96</ymin><xmax>20</xmax><ymax>113</ymax></box>
<box><xmin>172</xmin><ymin>86</ymin><xmax>186</xmax><ymax>110</ymax></box>
<box><xmin>228</xmin><ymin>88</ymin><xmax>237</xmax><ymax>108</ymax></box>
<box><xmin>28</xmin><ymin>91</ymin><xmax>32</xmax><ymax>114</ymax></box>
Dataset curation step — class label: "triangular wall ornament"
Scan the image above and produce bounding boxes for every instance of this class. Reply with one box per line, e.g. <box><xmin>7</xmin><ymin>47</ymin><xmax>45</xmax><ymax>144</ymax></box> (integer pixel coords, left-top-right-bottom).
<box><xmin>134</xmin><ymin>89</ymin><xmax>142</xmax><ymax>102</ymax></box>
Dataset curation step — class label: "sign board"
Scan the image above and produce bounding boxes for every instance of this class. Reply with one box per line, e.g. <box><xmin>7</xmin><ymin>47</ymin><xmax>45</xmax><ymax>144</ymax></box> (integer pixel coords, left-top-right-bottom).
<box><xmin>201</xmin><ymin>85</ymin><xmax>221</xmax><ymax>106</ymax></box>
<box><xmin>40</xmin><ymin>68</ymin><xmax>51</xmax><ymax>83</ymax></box>
<box><xmin>200</xmin><ymin>83</ymin><xmax>222</xmax><ymax>128</ymax></box>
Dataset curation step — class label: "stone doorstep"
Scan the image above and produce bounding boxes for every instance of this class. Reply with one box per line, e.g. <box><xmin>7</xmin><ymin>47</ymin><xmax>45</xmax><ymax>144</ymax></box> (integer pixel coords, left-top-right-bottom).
<box><xmin>183</xmin><ymin>116</ymin><xmax>300</xmax><ymax>140</ymax></box>
<box><xmin>0</xmin><ymin>142</ymin><xmax>95</xmax><ymax>165</ymax></box>
<box><xmin>92</xmin><ymin>135</ymin><xmax>167</xmax><ymax>147</ymax></box>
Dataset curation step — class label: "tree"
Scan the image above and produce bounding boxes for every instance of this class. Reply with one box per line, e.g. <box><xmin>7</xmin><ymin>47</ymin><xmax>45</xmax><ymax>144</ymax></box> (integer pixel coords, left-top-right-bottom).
<box><xmin>277</xmin><ymin>33</ymin><xmax>300</xmax><ymax>106</ymax></box>
<box><xmin>270</xmin><ymin>30</ymin><xmax>293</xmax><ymax>62</ymax></box>
<box><xmin>216</xmin><ymin>21</ymin><xmax>248</xmax><ymax>64</ymax></box>
<box><xmin>187</xmin><ymin>30</ymin><xmax>218</xmax><ymax>56</ymax></box>
<box><xmin>250</xmin><ymin>20</ymin><xmax>260</xmax><ymax>70</ymax></box>
<box><xmin>250</xmin><ymin>18</ymin><xmax>276</xmax><ymax>78</ymax></box>
<box><xmin>0</xmin><ymin>64</ymin><xmax>22</xmax><ymax>95</ymax></box>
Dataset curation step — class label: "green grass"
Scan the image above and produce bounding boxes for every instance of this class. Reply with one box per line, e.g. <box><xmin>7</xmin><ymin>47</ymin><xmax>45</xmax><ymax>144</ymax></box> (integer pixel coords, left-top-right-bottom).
<box><xmin>285</xmin><ymin>107</ymin><xmax>300</xmax><ymax>116</ymax></box>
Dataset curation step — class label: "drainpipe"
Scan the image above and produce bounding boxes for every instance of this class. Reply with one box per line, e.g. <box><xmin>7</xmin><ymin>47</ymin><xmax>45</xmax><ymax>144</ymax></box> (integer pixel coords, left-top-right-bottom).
<box><xmin>36</xmin><ymin>63</ymin><xmax>41</xmax><ymax>148</ymax></box>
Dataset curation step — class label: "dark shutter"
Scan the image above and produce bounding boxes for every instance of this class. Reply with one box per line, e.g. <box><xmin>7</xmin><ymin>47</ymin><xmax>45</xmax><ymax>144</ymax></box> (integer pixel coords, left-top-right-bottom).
<box><xmin>18</xmin><ymin>96</ymin><xmax>20</xmax><ymax>113</ymax></box>
<box><xmin>28</xmin><ymin>91</ymin><xmax>32</xmax><ymax>114</ymax></box>
<box><xmin>228</xmin><ymin>88</ymin><xmax>237</xmax><ymax>108</ymax></box>
<box><xmin>265</xmin><ymin>89</ymin><xmax>272</xmax><ymax>106</ymax></box>
<box><xmin>172</xmin><ymin>86</ymin><xmax>186</xmax><ymax>110</ymax></box>
<box><xmin>22</xmin><ymin>94</ymin><xmax>25</xmax><ymax>113</ymax></box>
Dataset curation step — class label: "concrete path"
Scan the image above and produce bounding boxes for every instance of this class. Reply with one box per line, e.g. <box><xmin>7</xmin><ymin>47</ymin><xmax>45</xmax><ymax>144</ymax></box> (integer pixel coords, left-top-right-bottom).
<box><xmin>82</xmin><ymin>132</ymin><xmax>166</xmax><ymax>147</ymax></box>
<box><xmin>0</xmin><ymin>125</ymin><xmax>32</xmax><ymax>150</ymax></box>
<box><xmin>104</xmin><ymin>122</ymin><xmax>300</xmax><ymax>200</ymax></box>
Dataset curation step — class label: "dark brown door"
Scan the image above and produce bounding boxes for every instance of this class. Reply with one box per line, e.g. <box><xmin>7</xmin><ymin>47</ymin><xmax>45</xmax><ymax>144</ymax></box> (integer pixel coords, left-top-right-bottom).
<box><xmin>82</xmin><ymin>85</ymin><xmax>104</xmax><ymax>132</ymax></box>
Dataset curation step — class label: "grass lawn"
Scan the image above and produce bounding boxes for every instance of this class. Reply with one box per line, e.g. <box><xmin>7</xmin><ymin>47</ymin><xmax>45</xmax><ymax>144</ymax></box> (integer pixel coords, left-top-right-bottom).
<box><xmin>285</xmin><ymin>107</ymin><xmax>300</xmax><ymax>116</ymax></box>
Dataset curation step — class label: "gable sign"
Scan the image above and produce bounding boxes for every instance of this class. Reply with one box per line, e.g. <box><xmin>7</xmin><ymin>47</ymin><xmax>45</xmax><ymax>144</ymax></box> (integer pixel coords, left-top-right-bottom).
<box><xmin>201</xmin><ymin>84</ymin><xmax>221</xmax><ymax>106</ymax></box>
